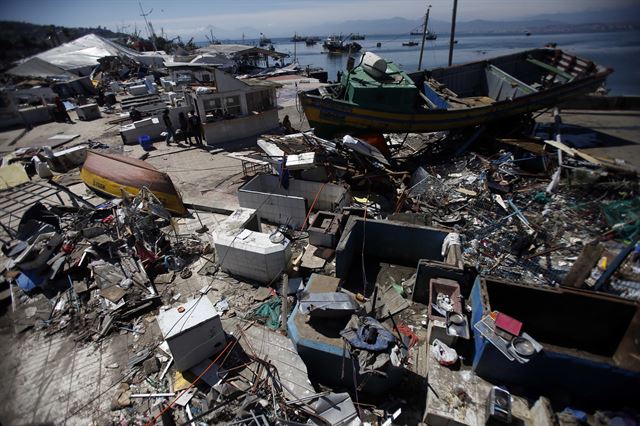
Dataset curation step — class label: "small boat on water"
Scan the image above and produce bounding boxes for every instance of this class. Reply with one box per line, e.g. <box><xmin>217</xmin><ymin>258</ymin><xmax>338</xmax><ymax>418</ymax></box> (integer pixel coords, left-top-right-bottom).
<box><xmin>402</xmin><ymin>40</ymin><xmax>419</xmax><ymax>47</ymax></box>
<box><xmin>323</xmin><ymin>34</ymin><xmax>362</xmax><ymax>54</ymax></box>
<box><xmin>305</xmin><ymin>38</ymin><xmax>317</xmax><ymax>46</ymax></box>
<box><xmin>80</xmin><ymin>151</ymin><xmax>187</xmax><ymax>215</ymax></box>
<box><xmin>299</xmin><ymin>48</ymin><xmax>612</xmax><ymax>137</ymax></box>
<box><xmin>290</xmin><ymin>33</ymin><xmax>306</xmax><ymax>42</ymax></box>
<box><xmin>411</xmin><ymin>30</ymin><xmax>437</xmax><ymax>40</ymax></box>
<box><xmin>259</xmin><ymin>34</ymin><xmax>272</xmax><ymax>47</ymax></box>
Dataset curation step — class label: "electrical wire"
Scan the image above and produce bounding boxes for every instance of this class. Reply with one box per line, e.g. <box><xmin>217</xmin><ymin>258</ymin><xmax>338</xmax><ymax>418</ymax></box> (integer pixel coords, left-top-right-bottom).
<box><xmin>361</xmin><ymin>193</ymin><xmax>369</xmax><ymax>296</ymax></box>
<box><xmin>299</xmin><ymin>182</ymin><xmax>327</xmax><ymax>231</ymax></box>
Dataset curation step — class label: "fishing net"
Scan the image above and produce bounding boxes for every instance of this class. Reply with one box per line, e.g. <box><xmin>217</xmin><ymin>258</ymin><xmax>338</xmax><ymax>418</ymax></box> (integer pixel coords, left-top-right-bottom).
<box><xmin>601</xmin><ymin>198</ymin><xmax>640</xmax><ymax>242</ymax></box>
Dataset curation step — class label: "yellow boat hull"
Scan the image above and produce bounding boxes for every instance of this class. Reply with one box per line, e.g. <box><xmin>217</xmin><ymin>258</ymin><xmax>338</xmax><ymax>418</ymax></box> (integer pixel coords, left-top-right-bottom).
<box><xmin>80</xmin><ymin>151</ymin><xmax>187</xmax><ymax>215</ymax></box>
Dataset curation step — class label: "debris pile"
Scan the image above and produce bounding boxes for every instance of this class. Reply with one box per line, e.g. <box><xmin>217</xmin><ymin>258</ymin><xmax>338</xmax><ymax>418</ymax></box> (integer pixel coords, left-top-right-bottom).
<box><xmin>3</xmin><ymin>188</ymin><xmax>208</xmax><ymax>339</ymax></box>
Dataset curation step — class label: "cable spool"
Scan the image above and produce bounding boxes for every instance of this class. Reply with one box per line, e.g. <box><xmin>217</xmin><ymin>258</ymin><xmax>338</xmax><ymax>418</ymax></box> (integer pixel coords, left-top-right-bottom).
<box><xmin>362</xmin><ymin>52</ymin><xmax>388</xmax><ymax>79</ymax></box>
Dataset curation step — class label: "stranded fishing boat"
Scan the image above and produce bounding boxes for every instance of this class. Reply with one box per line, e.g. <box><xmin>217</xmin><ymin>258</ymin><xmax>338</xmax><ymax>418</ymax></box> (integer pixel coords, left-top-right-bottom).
<box><xmin>299</xmin><ymin>48</ymin><xmax>612</xmax><ymax>137</ymax></box>
<box><xmin>80</xmin><ymin>151</ymin><xmax>187</xmax><ymax>215</ymax></box>
<box><xmin>323</xmin><ymin>35</ymin><xmax>362</xmax><ymax>54</ymax></box>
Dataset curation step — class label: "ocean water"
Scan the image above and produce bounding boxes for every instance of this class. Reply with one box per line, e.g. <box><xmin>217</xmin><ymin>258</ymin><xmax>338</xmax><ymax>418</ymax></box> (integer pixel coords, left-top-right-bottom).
<box><xmin>203</xmin><ymin>31</ymin><xmax>640</xmax><ymax>95</ymax></box>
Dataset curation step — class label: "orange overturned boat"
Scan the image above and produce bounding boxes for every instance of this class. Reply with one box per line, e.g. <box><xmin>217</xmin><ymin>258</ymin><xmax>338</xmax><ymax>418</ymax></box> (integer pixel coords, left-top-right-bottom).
<box><xmin>80</xmin><ymin>151</ymin><xmax>187</xmax><ymax>215</ymax></box>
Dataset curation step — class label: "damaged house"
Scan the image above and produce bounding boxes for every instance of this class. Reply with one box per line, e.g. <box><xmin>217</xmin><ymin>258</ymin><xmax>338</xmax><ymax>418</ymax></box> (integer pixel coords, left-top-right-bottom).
<box><xmin>184</xmin><ymin>68</ymin><xmax>281</xmax><ymax>145</ymax></box>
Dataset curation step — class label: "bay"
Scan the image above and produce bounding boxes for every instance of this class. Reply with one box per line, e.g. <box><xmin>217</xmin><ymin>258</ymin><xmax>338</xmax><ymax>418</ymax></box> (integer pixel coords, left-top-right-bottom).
<box><xmin>200</xmin><ymin>30</ymin><xmax>640</xmax><ymax>95</ymax></box>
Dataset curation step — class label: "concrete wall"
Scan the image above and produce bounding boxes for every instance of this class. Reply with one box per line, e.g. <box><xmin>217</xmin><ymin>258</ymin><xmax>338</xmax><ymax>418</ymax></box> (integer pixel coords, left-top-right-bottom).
<box><xmin>213</xmin><ymin>208</ymin><xmax>291</xmax><ymax>283</ymax></box>
<box><xmin>470</xmin><ymin>276</ymin><xmax>640</xmax><ymax>407</ymax></box>
<box><xmin>202</xmin><ymin>109</ymin><xmax>279</xmax><ymax>145</ymax></box>
<box><xmin>215</xmin><ymin>229</ymin><xmax>291</xmax><ymax>283</ymax></box>
<box><xmin>412</xmin><ymin>260</ymin><xmax>466</xmax><ymax>304</ymax></box>
<box><xmin>1</xmin><ymin>88</ymin><xmax>58</xmax><ymax>128</ymax></box>
<box><xmin>335</xmin><ymin>217</ymin><xmax>449</xmax><ymax>279</ymax></box>
<box><xmin>238</xmin><ymin>173</ymin><xmax>351</xmax><ymax>227</ymax></box>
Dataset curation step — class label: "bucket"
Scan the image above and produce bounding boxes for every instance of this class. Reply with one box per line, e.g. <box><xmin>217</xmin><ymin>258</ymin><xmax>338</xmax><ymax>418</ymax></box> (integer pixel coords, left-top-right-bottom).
<box><xmin>138</xmin><ymin>135</ymin><xmax>152</xmax><ymax>151</ymax></box>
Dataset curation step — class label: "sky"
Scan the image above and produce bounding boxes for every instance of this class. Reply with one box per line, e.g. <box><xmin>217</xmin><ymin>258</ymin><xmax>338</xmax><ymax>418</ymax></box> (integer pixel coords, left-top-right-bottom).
<box><xmin>0</xmin><ymin>0</ymin><xmax>637</xmax><ymax>39</ymax></box>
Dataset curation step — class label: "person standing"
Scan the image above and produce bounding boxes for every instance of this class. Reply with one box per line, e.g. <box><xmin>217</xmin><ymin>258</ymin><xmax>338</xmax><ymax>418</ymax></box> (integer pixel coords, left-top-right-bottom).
<box><xmin>282</xmin><ymin>115</ymin><xmax>293</xmax><ymax>134</ymax></box>
<box><xmin>163</xmin><ymin>109</ymin><xmax>175</xmax><ymax>146</ymax></box>
<box><xmin>188</xmin><ymin>110</ymin><xmax>203</xmax><ymax>146</ymax></box>
<box><xmin>178</xmin><ymin>111</ymin><xmax>191</xmax><ymax>145</ymax></box>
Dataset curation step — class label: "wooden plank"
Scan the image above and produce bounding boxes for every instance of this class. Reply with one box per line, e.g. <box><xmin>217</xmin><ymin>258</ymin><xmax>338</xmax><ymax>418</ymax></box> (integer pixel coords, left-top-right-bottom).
<box><xmin>561</xmin><ymin>240</ymin><xmax>603</xmax><ymax>288</ymax></box>
<box><xmin>544</xmin><ymin>139</ymin><xmax>603</xmax><ymax>165</ymax></box>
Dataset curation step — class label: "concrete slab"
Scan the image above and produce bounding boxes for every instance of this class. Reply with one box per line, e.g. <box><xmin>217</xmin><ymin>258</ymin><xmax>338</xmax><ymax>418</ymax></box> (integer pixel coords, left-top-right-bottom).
<box><xmin>0</xmin><ymin>332</ymin><xmax>127</xmax><ymax>425</ymax></box>
<box><xmin>536</xmin><ymin>109</ymin><xmax>640</xmax><ymax>169</ymax></box>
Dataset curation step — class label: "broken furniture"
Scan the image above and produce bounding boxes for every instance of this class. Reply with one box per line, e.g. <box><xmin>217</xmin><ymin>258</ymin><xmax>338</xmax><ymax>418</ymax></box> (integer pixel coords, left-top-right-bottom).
<box><xmin>213</xmin><ymin>208</ymin><xmax>291</xmax><ymax>283</ymax></box>
<box><xmin>120</xmin><ymin>117</ymin><xmax>164</xmax><ymax>144</ymax></box>
<box><xmin>157</xmin><ymin>297</ymin><xmax>226</xmax><ymax>371</ymax></box>
<box><xmin>75</xmin><ymin>103</ymin><xmax>101</xmax><ymax>121</ymax></box>
<box><xmin>42</xmin><ymin>144</ymin><xmax>87</xmax><ymax>173</ymax></box>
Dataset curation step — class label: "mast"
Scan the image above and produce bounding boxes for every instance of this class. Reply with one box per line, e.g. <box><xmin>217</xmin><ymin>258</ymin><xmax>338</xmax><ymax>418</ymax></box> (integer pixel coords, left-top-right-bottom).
<box><xmin>294</xmin><ymin>37</ymin><xmax>297</xmax><ymax>63</ymax></box>
<box><xmin>417</xmin><ymin>4</ymin><xmax>431</xmax><ymax>71</ymax></box>
<box><xmin>138</xmin><ymin>0</ymin><xmax>157</xmax><ymax>51</ymax></box>
<box><xmin>448</xmin><ymin>0</ymin><xmax>458</xmax><ymax>66</ymax></box>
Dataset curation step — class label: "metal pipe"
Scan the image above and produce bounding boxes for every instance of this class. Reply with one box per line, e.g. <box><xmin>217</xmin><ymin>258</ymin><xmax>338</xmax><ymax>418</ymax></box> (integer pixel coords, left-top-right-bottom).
<box><xmin>448</xmin><ymin>0</ymin><xmax>458</xmax><ymax>66</ymax></box>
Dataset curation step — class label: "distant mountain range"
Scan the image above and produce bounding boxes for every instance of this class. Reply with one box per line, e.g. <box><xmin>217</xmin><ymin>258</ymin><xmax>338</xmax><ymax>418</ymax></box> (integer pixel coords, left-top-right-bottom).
<box><xmin>294</xmin><ymin>5</ymin><xmax>640</xmax><ymax>38</ymax></box>
<box><xmin>1</xmin><ymin>4</ymin><xmax>638</xmax><ymax>69</ymax></box>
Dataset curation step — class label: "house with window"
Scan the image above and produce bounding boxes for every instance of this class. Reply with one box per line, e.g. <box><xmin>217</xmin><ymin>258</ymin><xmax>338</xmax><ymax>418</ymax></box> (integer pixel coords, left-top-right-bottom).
<box><xmin>166</xmin><ymin>63</ymin><xmax>224</xmax><ymax>87</ymax></box>
<box><xmin>185</xmin><ymin>68</ymin><xmax>281</xmax><ymax>145</ymax></box>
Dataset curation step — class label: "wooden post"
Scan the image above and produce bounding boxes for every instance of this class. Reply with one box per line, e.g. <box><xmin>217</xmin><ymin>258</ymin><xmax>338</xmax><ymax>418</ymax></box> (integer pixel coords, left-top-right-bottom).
<box><xmin>281</xmin><ymin>273</ymin><xmax>288</xmax><ymax>333</ymax></box>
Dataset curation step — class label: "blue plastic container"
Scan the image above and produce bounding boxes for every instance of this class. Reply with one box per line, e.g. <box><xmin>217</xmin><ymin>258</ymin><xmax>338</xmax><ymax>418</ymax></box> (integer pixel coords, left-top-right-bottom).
<box><xmin>139</xmin><ymin>135</ymin><xmax>152</xmax><ymax>151</ymax></box>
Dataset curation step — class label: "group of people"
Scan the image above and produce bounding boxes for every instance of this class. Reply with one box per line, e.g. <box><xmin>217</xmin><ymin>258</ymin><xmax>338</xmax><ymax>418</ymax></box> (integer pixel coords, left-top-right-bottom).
<box><xmin>163</xmin><ymin>109</ymin><xmax>203</xmax><ymax>147</ymax></box>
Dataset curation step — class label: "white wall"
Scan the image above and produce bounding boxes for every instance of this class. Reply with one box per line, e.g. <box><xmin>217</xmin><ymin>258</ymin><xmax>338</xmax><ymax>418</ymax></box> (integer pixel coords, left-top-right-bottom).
<box><xmin>202</xmin><ymin>109</ymin><xmax>279</xmax><ymax>145</ymax></box>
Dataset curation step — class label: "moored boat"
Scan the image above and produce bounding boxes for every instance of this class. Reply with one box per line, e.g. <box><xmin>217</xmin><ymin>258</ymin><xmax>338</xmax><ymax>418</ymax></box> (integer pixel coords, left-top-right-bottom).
<box><xmin>290</xmin><ymin>33</ymin><xmax>306</xmax><ymax>42</ymax></box>
<box><xmin>323</xmin><ymin>35</ymin><xmax>362</xmax><ymax>53</ymax></box>
<box><xmin>80</xmin><ymin>151</ymin><xmax>187</xmax><ymax>215</ymax></box>
<box><xmin>411</xmin><ymin>30</ymin><xmax>437</xmax><ymax>40</ymax></box>
<box><xmin>299</xmin><ymin>48</ymin><xmax>612</xmax><ymax>137</ymax></box>
<box><xmin>259</xmin><ymin>34</ymin><xmax>272</xmax><ymax>47</ymax></box>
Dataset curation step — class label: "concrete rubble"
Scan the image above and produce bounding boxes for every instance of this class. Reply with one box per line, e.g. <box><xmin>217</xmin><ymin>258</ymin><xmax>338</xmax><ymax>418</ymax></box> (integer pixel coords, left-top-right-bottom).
<box><xmin>0</xmin><ymin>35</ymin><xmax>639</xmax><ymax>426</ymax></box>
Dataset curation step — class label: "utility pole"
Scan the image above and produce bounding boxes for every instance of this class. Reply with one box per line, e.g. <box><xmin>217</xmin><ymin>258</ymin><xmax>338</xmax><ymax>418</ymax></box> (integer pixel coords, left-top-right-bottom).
<box><xmin>138</xmin><ymin>0</ymin><xmax>158</xmax><ymax>51</ymax></box>
<box><xmin>417</xmin><ymin>4</ymin><xmax>431</xmax><ymax>71</ymax></box>
<box><xmin>448</xmin><ymin>0</ymin><xmax>458</xmax><ymax>66</ymax></box>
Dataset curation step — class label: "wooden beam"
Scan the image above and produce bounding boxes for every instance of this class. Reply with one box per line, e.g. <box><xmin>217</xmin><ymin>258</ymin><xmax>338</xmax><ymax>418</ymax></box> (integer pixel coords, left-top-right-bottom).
<box><xmin>561</xmin><ymin>240</ymin><xmax>603</xmax><ymax>288</ymax></box>
<box><xmin>527</xmin><ymin>57</ymin><xmax>574</xmax><ymax>81</ymax></box>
